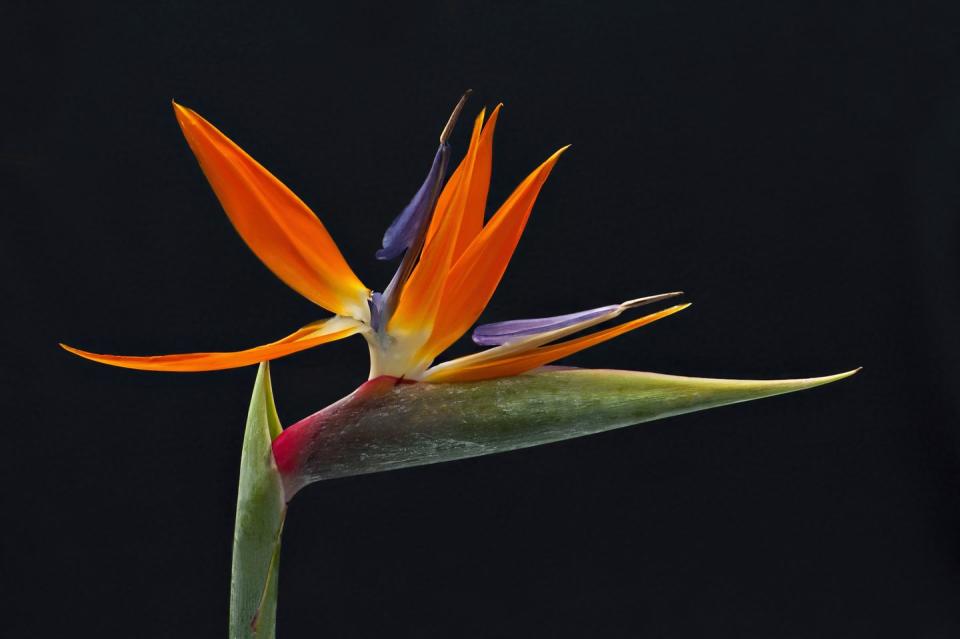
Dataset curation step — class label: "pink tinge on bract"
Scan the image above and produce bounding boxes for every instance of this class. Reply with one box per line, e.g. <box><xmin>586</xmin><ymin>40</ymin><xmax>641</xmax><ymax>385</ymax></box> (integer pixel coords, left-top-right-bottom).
<box><xmin>271</xmin><ymin>375</ymin><xmax>411</xmax><ymax>499</ymax></box>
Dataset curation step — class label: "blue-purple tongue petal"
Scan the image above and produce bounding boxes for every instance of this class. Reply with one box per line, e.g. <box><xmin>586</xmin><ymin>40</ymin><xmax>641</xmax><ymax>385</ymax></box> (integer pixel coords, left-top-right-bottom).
<box><xmin>374</xmin><ymin>91</ymin><xmax>472</xmax><ymax>329</ymax></box>
<box><xmin>471</xmin><ymin>292</ymin><xmax>686</xmax><ymax>347</ymax></box>
<box><xmin>473</xmin><ymin>304</ymin><xmax>618</xmax><ymax>346</ymax></box>
<box><xmin>367</xmin><ymin>291</ymin><xmax>385</xmax><ymax>331</ymax></box>
<box><xmin>376</xmin><ymin>144</ymin><xmax>448</xmax><ymax>261</ymax></box>
<box><xmin>472</xmin><ymin>305</ymin><xmax>619</xmax><ymax>346</ymax></box>
<box><xmin>375</xmin><ymin>90</ymin><xmax>471</xmax><ymax>264</ymax></box>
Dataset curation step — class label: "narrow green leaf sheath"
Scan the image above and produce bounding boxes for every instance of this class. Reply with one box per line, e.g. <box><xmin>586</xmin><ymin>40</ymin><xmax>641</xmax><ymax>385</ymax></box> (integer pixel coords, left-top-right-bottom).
<box><xmin>231</xmin><ymin>363</ymin><xmax>286</xmax><ymax>639</ymax></box>
<box><xmin>274</xmin><ymin>367</ymin><xmax>859</xmax><ymax>498</ymax></box>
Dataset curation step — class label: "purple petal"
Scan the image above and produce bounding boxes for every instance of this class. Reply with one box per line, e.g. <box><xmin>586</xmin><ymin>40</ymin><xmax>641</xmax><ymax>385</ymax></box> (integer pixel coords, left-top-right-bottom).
<box><xmin>367</xmin><ymin>291</ymin><xmax>385</xmax><ymax>331</ymax></box>
<box><xmin>472</xmin><ymin>305</ymin><xmax>620</xmax><ymax>346</ymax></box>
<box><xmin>470</xmin><ymin>293</ymin><xmax>686</xmax><ymax>347</ymax></box>
<box><xmin>376</xmin><ymin>144</ymin><xmax>449</xmax><ymax>261</ymax></box>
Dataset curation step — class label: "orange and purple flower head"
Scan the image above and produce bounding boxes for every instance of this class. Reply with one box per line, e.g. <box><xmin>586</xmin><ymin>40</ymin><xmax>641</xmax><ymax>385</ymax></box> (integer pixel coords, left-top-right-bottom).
<box><xmin>62</xmin><ymin>93</ymin><xmax>856</xmax><ymax>500</ymax></box>
<box><xmin>62</xmin><ymin>92</ymin><xmax>689</xmax><ymax>383</ymax></box>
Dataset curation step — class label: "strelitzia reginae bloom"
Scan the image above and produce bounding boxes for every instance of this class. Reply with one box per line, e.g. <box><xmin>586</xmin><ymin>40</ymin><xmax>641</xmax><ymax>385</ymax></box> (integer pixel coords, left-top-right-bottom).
<box><xmin>63</xmin><ymin>92</ymin><xmax>857</xmax><ymax>638</ymax></box>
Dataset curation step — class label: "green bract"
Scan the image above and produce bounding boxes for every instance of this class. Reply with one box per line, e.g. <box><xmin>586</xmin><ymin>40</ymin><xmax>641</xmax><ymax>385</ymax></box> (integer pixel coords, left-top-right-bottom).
<box><xmin>234</xmin><ymin>363</ymin><xmax>858</xmax><ymax>636</ymax></box>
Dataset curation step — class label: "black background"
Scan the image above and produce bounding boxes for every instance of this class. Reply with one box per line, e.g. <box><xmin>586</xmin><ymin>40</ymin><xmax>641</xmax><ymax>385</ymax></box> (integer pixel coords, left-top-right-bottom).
<box><xmin>4</xmin><ymin>1</ymin><xmax>960</xmax><ymax>637</ymax></box>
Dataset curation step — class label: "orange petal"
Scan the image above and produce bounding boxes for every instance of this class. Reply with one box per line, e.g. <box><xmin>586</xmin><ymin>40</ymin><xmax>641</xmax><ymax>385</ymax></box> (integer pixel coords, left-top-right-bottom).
<box><xmin>388</xmin><ymin>109</ymin><xmax>486</xmax><ymax>334</ymax></box>
<box><xmin>425</xmin><ymin>104</ymin><xmax>502</xmax><ymax>259</ymax></box>
<box><xmin>423</xmin><ymin>304</ymin><xmax>690</xmax><ymax>383</ymax></box>
<box><xmin>173</xmin><ymin>103</ymin><xmax>369</xmax><ymax>318</ymax></box>
<box><xmin>419</xmin><ymin>145</ymin><xmax>569</xmax><ymax>362</ymax></box>
<box><xmin>60</xmin><ymin>316</ymin><xmax>366</xmax><ymax>372</ymax></box>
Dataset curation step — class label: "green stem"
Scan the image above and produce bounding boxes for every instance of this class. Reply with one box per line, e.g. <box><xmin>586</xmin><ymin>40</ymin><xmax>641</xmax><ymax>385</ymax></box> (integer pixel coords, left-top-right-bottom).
<box><xmin>230</xmin><ymin>363</ymin><xmax>286</xmax><ymax>638</ymax></box>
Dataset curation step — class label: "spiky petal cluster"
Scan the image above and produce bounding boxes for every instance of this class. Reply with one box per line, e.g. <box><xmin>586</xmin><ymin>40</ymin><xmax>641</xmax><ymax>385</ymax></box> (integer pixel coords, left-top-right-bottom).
<box><xmin>62</xmin><ymin>96</ymin><xmax>689</xmax><ymax>381</ymax></box>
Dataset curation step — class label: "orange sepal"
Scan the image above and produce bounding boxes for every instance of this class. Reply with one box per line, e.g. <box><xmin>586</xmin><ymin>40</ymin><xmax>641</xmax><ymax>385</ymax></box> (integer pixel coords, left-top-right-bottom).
<box><xmin>423</xmin><ymin>304</ymin><xmax>690</xmax><ymax>383</ymax></box>
<box><xmin>419</xmin><ymin>145</ymin><xmax>569</xmax><ymax>362</ymax></box>
<box><xmin>425</xmin><ymin>104</ymin><xmax>502</xmax><ymax>259</ymax></box>
<box><xmin>60</xmin><ymin>317</ymin><xmax>365</xmax><ymax>372</ymax></box>
<box><xmin>173</xmin><ymin>103</ymin><xmax>369</xmax><ymax>318</ymax></box>
<box><xmin>388</xmin><ymin>110</ymin><xmax>486</xmax><ymax>334</ymax></box>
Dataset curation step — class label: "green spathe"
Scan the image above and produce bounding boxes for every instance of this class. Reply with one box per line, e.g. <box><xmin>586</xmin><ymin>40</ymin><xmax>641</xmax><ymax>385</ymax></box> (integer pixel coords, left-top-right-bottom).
<box><xmin>230</xmin><ymin>363</ymin><xmax>859</xmax><ymax>639</ymax></box>
<box><xmin>230</xmin><ymin>363</ymin><xmax>285</xmax><ymax>639</ymax></box>
<box><xmin>231</xmin><ymin>363</ymin><xmax>858</xmax><ymax>635</ymax></box>
<box><xmin>277</xmin><ymin>367</ymin><xmax>860</xmax><ymax>496</ymax></box>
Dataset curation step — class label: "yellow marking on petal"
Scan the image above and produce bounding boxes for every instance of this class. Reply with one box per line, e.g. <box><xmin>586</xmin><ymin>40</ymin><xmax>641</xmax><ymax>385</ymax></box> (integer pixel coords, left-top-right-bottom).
<box><xmin>423</xmin><ymin>304</ymin><xmax>690</xmax><ymax>383</ymax></box>
<box><xmin>60</xmin><ymin>317</ymin><xmax>365</xmax><ymax>372</ymax></box>
<box><xmin>418</xmin><ymin>145</ymin><xmax>569</xmax><ymax>363</ymax></box>
<box><xmin>388</xmin><ymin>109</ymin><xmax>485</xmax><ymax>334</ymax></box>
<box><xmin>172</xmin><ymin>103</ymin><xmax>369</xmax><ymax>319</ymax></box>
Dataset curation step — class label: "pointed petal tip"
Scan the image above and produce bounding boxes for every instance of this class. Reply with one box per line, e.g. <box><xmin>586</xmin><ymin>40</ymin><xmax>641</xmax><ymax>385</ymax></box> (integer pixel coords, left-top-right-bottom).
<box><xmin>538</xmin><ymin>144</ymin><xmax>573</xmax><ymax>166</ymax></box>
<box><xmin>533</xmin><ymin>144</ymin><xmax>571</xmax><ymax>173</ymax></box>
<box><xmin>61</xmin><ymin>342</ymin><xmax>106</xmax><ymax>362</ymax></box>
<box><xmin>440</xmin><ymin>90</ymin><xmax>474</xmax><ymax>144</ymax></box>
<box><xmin>542</xmin><ymin>144</ymin><xmax>572</xmax><ymax>167</ymax></box>
<box><xmin>172</xmin><ymin>101</ymin><xmax>201</xmax><ymax>133</ymax></box>
<box><xmin>621</xmin><ymin>291</ymin><xmax>685</xmax><ymax>308</ymax></box>
<box><xmin>60</xmin><ymin>342</ymin><xmax>110</xmax><ymax>366</ymax></box>
<box><xmin>171</xmin><ymin>100</ymin><xmax>192</xmax><ymax>119</ymax></box>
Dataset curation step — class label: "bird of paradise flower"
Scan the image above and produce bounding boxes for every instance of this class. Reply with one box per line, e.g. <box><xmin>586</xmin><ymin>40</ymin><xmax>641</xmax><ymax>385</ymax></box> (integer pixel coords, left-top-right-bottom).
<box><xmin>62</xmin><ymin>92</ymin><xmax>857</xmax><ymax>638</ymax></box>
<box><xmin>62</xmin><ymin>93</ymin><xmax>686</xmax><ymax>383</ymax></box>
